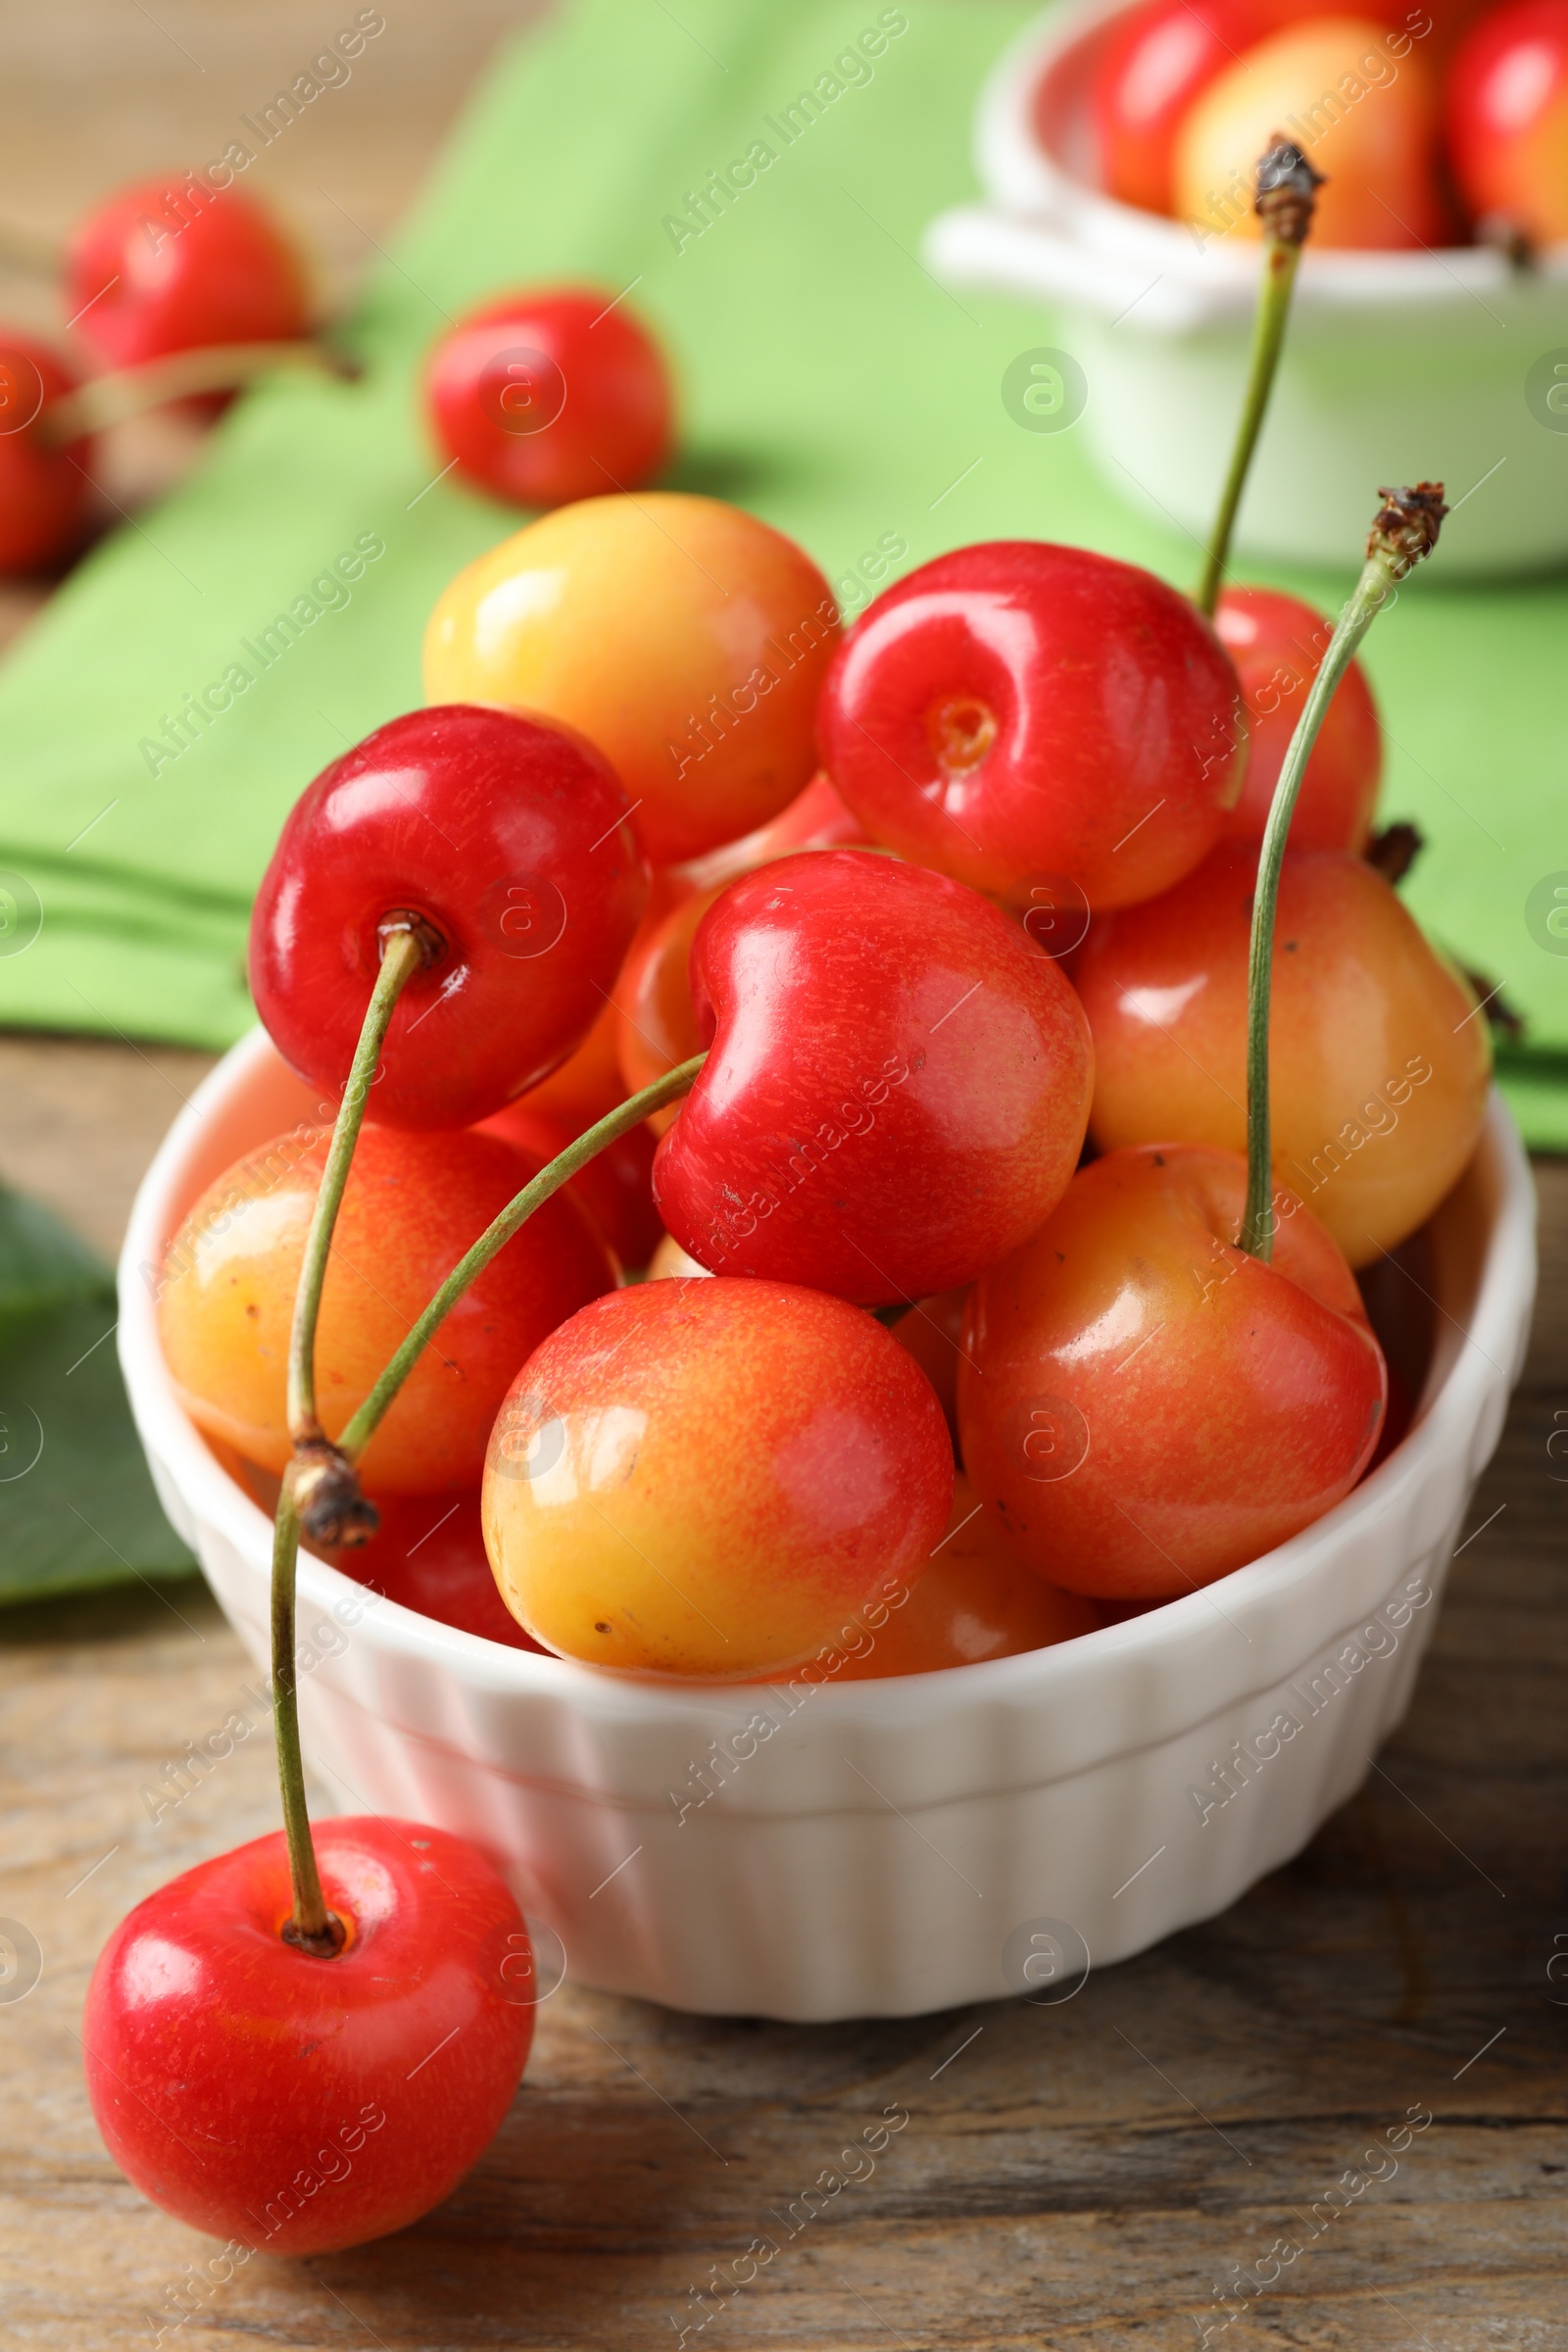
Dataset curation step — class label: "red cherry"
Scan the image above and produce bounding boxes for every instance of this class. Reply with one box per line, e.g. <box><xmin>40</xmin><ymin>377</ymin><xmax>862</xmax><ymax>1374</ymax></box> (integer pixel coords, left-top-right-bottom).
<box><xmin>481</xmin><ymin>1100</ymin><xmax>662</xmax><ymax>1269</ymax></box>
<box><xmin>958</xmin><ymin>1144</ymin><xmax>1387</xmax><ymax>1598</ymax></box>
<box><xmin>1215</xmin><ymin>585</ymin><xmax>1382</xmax><ymax>852</ymax></box>
<box><xmin>425</xmin><ymin>286</ymin><xmax>675</xmax><ymax>510</ymax></box>
<box><xmin>1082</xmin><ymin>0</ymin><xmax>1293</xmax><ymax>214</ymax></box>
<box><xmin>652</xmin><ymin>849</ymin><xmax>1094</xmax><ymax>1304</ymax></box>
<box><xmin>1446</xmin><ymin>0</ymin><xmax>1568</xmax><ymax>242</ymax></box>
<box><xmin>249</xmin><ymin>706</ymin><xmax>648</xmax><ymax>1130</ymax></box>
<box><xmin>83</xmin><ymin>1819</ymin><xmax>533</xmax><ymax>2254</ymax></box>
<box><xmin>817</xmin><ymin>542</ymin><xmax>1247</xmax><ymax>908</ymax></box>
<box><xmin>336</xmin><ymin>1491</ymin><xmax>546</xmax><ymax>1649</ymax></box>
<box><xmin>66</xmin><ymin>177</ymin><xmax>309</xmax><ymax>369</ymax></box>
<box><xmin>0</xmin><ymin>335</ymin><xmax>95</xmax><ymax>572</ymax></box>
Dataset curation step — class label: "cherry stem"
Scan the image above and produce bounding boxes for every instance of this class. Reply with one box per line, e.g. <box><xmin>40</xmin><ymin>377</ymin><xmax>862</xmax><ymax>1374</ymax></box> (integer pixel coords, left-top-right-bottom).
<box><xmin>1196</xmin><ymin>140</ymin><xmax>1323</xmax><ymax>618</ymax></box>
<box><xmin>269</xmin><ymin>1482</ymin><xmax>340</xmax><ymax>1952</ymax></box>
<box><xmin>270</xmin><ymin>921</ymin><xmax>425</xmax><ymax>1951</ymax></box>
<box><xmin>287</xmin><ymin>925</ymin><xmax>424</xmax><ymax>1447</ymax></box>
<box><xmin>39</xmin><ymin>340</ymin><xmax>344</xmax><ymax>445</ymax></box>
<box><xmin>1240</xmin><ymin>485</ymin><xmax>1447</xmax><ymax>1260</ymax></box>
<box><xmin>335</xmin><ymin>1054</ymin><xmax>709</xmax><ymax>1467</ymax></box>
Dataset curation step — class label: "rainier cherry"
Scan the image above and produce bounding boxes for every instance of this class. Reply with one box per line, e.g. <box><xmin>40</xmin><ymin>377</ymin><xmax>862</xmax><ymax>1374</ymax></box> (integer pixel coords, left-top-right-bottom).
<box><xmin>1072</xmin><ymin>842</ymin><xmax>1492</xmax><ymax>1265</ymax></box>
<box><xmin>1173</xmin><ymin>18</ymin><xmax>1448</xmax><ymax>248</ymax></box>
<box><xmin>66</xmin><ymin>177</ymin><xmax>310</xmax><ymax>368</ymax></box>
<box><xmin>159</xmin><ymin>1122</ymin><xmax>615</xmax><ymax>1492</ymax></box>
<box><xmin>423</xmin><ymin>493</ymin><xmax>840</xmax><ymax>866</ymax></box>
<box><xmin>1216</xmin><ymin>585</ymin><xmax>1381</xmax><ymax>852</ymax></box>
<box><xmin>1084</xmin><ymin>0</ymin><xmax>1300</xmax><ymax>213</ymax></box>
<box><xmin>1446</xmin><ymin>0</ymin><xmax>1568</xmax><ymax>244</ymax></box>
<box><xmin>249</xmin><ymin>705</ymin><xmax>647</xmax><ymax>1129</ymax></box>
<box><xmin>0</xmin><ymin>336</ymin><xmax>95</xmax><ymax>572</ymax></box>
<box><xmin>330</xmin><ymin>1492</ymin><xmax>547</xmax><ymax>1650</ymax></box>
<box><xmin>83</xmin><ymin>1821</ymin><xmax>534</xmax><ymax>2254</ymax></box>
<box><xmin>482</xmin><ymin>1277</ymin><xmax>955</xmax><ymax>1677</ymax></box>
<box><xmin>959</xmin><ymin>1145</ymin><xmax>1387</xmax><ymax>1597</ymax></box>
<box><xmin>676</xmin><ymin>769</ymin><xmax>868</xmax><ymax>892</ymax></box>
<box><xmin>425</xmin><ymin>285</ymin><xmax>675</xmax><ymax>510</ymax></box>
<box><xmin>481</xmin><ymin>1099</ymin><xmax>662</xmax><ymax>1269</ymax></box>
<box><xmin>653</xmin><ymin>849</ymin><xmax>1094</xmax><ymax>1305</ymax></box>
<box><xmin>816</xmin><ymin>542</ymin><xmax>1246</xmax><ymax>908</ymax></box>
<box><xmin>836</xmin><ymin>1475</ymin><xmax>1101</xmax><ymax>1673</ymax></box>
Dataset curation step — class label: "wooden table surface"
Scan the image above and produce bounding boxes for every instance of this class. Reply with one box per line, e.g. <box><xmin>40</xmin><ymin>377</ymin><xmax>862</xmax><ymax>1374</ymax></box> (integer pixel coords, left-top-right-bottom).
<box><xmin>3</xmin><ymin>9</ymin><xmax>1567</xmax><ymax>2347</ymax></box>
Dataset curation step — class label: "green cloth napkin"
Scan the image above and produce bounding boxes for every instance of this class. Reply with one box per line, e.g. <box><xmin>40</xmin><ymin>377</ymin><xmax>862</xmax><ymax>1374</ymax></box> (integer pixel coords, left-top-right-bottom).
<box><xmin>0</xmin><ymin>0</ymin><xmax>1564</xmax><ymax>1138</ymax></box>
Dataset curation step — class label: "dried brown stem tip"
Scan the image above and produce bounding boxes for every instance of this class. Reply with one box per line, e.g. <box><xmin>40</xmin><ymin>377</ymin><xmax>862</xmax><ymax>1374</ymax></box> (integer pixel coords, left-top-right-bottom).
<box><xmin>289</xmin><ymin>1440</ymin><xmax>379</xmax><ymax>1549</ymax></box>
<box><xmin>281</xmin><ymin>1910</ymin><xmax>348</xmax><ymax>1958</ymax></box>
<box><xmin>1367</xmin><ymin>482</ymin><xmax>1447</xmax><ymax>577</ymax></box>
<box><xmin>1365</xmin><ymin>820</ymin><xmax>1425</xmax><ymax>886</ymax></box>
<box><xmin>1254</xmin><ymin>137</ymin><xmax>1325</xmax><ymax>247</ymax></box>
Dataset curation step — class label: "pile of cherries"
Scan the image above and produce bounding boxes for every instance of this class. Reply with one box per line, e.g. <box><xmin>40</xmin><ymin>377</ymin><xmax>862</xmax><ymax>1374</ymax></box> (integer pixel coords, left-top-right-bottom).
<box><xmin>0</xmin><ymin>174</ymin><xmax>673</xmax><ymax>571</ymax></box>
<box><xmin>1076</xmin><ymin>0</ymin><xmax>1568</xmax><ymax>250</ymax></box>
<box><xmin>80</xmin><ymin>124</ymin><xmax>1492</xmax><ymax>2262</ymax></box>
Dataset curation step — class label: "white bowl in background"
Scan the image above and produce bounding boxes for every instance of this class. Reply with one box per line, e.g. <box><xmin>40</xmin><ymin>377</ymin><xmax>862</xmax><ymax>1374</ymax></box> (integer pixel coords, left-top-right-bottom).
<box><xmin>924</xmin><ymin>0</ymin><xmax>1568</xmax><ymax>575</ymax></box>
<box><xmin>120</xmin><ymin>1029</ymin><xmax>1535</xmax><ymax>2021</ymax></box>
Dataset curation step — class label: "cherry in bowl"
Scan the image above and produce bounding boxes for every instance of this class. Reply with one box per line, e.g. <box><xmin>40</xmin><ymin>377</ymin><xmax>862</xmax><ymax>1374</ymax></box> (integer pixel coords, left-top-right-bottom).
<box><xmin>817</xmin><ymin>541</ymin><xmax>1247</xmax><ymax>908</ymax></box>
<box><xmin>249</xmin><ymin>704</ymin><xmax>648</xmax><ymax>1130</ymax></box>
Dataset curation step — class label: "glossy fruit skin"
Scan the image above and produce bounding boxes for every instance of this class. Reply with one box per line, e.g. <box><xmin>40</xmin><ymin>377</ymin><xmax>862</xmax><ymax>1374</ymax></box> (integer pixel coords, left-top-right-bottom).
<box><xmin>0</xmin><ymin>337</ymin><xmax>96</xmax><ymax>571</ymax></box>
<box><xmin>653</xmin><ymin>850</ymin><xmax>1096</xmax><ymax>1305</ymax></box>
<box><xmin>249</xmin><ymin>706</ymin><xmax>648</xmax><ymax>1130</ymax></box>
<box><xmin>1173</xmin><ymin>17</ymin><xmax>1448</xmax><ymax>249</ymax></box>
<box><xmin>333</xmin><ymin>1492</ymin><xmax>546</xmax><ymax>1650</ymax></box>
<box><xmin>83</xmin><ymin>1819</ymin><xmax>531</xmax><ymax>2255</ymax></box>
<box><xmin>959</xmin><ymin>1145</ymin><xmax>1388</xmax><ymax>1597</ymax></box>
<box><xmin>159</xmin><ymin>1122</ymin><xmax>615</xmax><ymax>1493</ymax></box>
<box><xmin>67</xmin><ymin>177</ymin><xmax>309</xmax><ymax>368</ymax></box>
<box><xmin>482</xmin><ymin>1277</ymin><xmax>955</xmax><ymax>1678</ymax></box>
<box><xmin>676</xmin><ymin>769</ymin><xmax>868</xmax><ymax>893</ymax></box>
<box><xmin>621</xmin><ymin>786</ymin><xmax>870</xmax><ymax>1129</ymax></box>
<box><xmin>835</xmin><ymin>1473</ymin><xmax>1102</xmax><ymax>1674</ymax></box>
<box><xmin>1073</xmin><ymin>845</ymin><xmax>1493</xmax><ymax>1265</ymax></box>
<box><xmin>614</xmin><ymin>881</ymin><xmax>721</xmax><ymax>1134</ymax></box>
<box><xmin>1085</xmin><ymin>0</ymin><xmax>1298</xmax><ymax>213</ymax></box>
<box><xmin>424</xmin><ymin>285</ymin><xmax>674</xmax><ymax>510</ymax></box>
<box><xmin>889</xmin><ymin>1286</ymin><xmax>970</xmax><ymax>1448</ymax></box>
<box><xmin>480</xmin><ymin>1100</ymin><xmax>662</xmax><ymax>1271</ymax></box>
<box><xmin>1446</xmin><ymin>0</ymin><xmax>1568</xmax><ymax>241</ymax></box>
<box><xmin>1215</xmin><ymin>585</ymin><xmax>1382</xmax><ymax>852</ymax></box>
<box><xmin>817</xmin><ymin>541</ymin><xmax>1247</xmax><ymax>908</ymax></box>
<box><xmin>423</xmin><ymin>493</ymin><xmax>840</xmax><ymax>866</ymax></box>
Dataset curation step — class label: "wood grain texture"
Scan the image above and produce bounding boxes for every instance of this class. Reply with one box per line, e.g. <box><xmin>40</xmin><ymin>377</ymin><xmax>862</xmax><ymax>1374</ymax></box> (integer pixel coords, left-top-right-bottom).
<box><xmin>2</xmin><ymin>3</ymin><xmax>1565</xmax><ymax>2343</ymax></box>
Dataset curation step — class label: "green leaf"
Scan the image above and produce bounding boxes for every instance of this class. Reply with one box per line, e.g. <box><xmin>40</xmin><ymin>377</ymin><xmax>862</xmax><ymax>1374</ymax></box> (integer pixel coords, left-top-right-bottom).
<box><xmin>0</xmin><ymin>1186</ymin><xmax>196</xmax><ymax>1604</ymax></box>
<box><xmin>0</xmin><ymin>1184</ymin><xmax>110</xmax><ymax>1344</ymax></box>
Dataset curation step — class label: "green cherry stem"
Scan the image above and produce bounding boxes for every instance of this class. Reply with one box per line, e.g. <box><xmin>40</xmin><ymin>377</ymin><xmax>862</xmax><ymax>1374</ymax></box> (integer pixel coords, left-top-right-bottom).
<box><xmin>287</xmin><ymin>923</ymin><xmax>425</xmax><ymax>1450</ymax></box>
<box><xmin>335</xmin><ymin>1053</ymin><xmax>709</xmax><ymax>1468</ymax></box>
<box><xmin>39</xmin><ymin>339</ymin><xmax>348</xmax><ymax>444</ymax></box>
<box><xmin>1196</xmin><ymin>140</ymin><xmax>1324</xmax><ymax>618</ymax></box>
<box><xmin>1240</xmin><ymin>484</ymin><xmax>1447</xmax><ymax>1261</ymax></box>
<box><xmin>272</xmin><ymin>917</ymin><xmax>426</xmax><ymax>1952</ymax></box>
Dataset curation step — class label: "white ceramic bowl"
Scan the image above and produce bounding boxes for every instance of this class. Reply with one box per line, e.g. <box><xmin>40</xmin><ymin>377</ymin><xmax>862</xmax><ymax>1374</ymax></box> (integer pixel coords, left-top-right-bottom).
<box><xmin>923</xmin><ymin>0</ymin><xmax>1568</xmax><ymax>574</ymax></box>
<box><xmin>120</xmin><ymin>1029</ymin><xmax>1535</xmax><ymax>2021</ymax></box>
